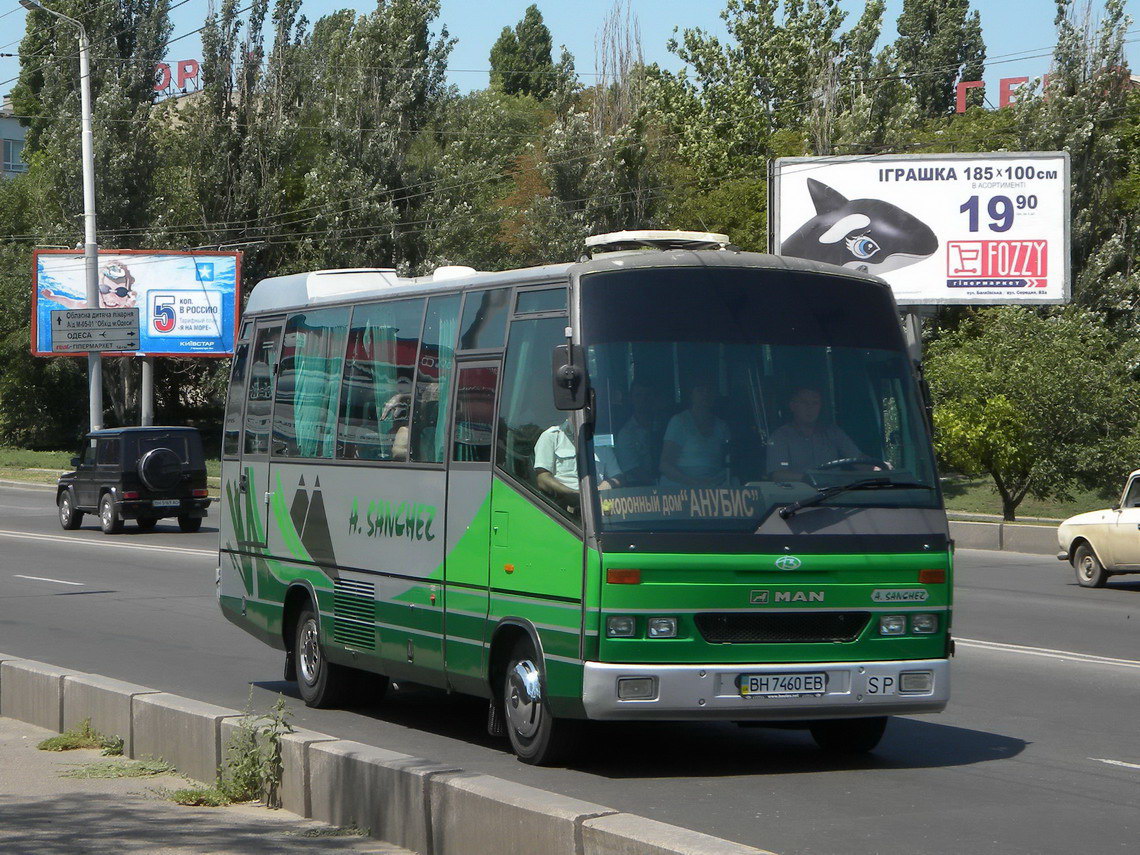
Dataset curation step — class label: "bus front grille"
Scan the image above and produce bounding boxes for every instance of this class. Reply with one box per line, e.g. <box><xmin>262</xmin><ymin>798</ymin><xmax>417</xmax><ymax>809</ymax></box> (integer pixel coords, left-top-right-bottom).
<box><xmin>694</xmin><ymin>612</ymin><xmax>871</xmax><ymax>644</ymax></box>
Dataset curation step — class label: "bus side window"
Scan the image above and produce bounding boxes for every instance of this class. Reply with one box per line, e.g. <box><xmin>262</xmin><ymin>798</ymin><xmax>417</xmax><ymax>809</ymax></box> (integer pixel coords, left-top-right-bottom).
<box><xmin>222</xmin><ymin>342</ymin><xmax>250</xmax><ymax>457</ymax></box>
<box><xmin>337</xmin><ymin>299</ymin><xmax>425</xmax><ymax>462</ymax></box>
<box><xmin>410</xmin><ymin>294</ymin><xmax>460</xmax><ymax>463</ymax></box>
<box><xmin>458</xmin><ymin>288</ymin><xmax>509</xmax><ymax>350</ymax></box>
<box><xmin>274</xmin><ymin>307</ymin><xmax>350</xmax><ymax>459</ymax></box>
<box><xmin>245</xmin><ymin>325</ymin><xmax>282</xmax><ymax>457</ymax></box>
<box><xmin>496</xmin><ymin>315</ymin><xmax>576</xmax><ymax>519</ymax></box>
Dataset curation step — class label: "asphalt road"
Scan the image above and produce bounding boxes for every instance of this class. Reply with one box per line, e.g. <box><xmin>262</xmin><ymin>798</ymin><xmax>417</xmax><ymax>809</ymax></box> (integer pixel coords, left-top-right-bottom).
<box><xmin>0</xmin><ymin>483</ymin><xmax>1137</xmax><ymax>855</ymax></box>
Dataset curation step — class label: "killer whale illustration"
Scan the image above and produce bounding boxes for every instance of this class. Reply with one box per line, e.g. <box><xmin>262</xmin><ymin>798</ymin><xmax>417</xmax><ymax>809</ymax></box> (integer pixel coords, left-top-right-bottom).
<box><xmin>782</xmin><ymin>178</ymin><xmax>939</xmax><ymax>274</ymax></box>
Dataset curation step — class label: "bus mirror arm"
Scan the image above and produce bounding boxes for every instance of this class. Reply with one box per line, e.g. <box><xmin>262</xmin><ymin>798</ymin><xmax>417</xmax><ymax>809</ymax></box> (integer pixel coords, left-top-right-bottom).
<box><xmin>552</xmin><ymin>344</ymin><xmax>589</xmax><ymax>411</ymax></box>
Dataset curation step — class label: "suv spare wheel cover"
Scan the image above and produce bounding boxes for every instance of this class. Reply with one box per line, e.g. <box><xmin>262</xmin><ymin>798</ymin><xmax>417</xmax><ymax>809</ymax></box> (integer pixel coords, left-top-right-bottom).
<box><xmin>138</xmin><ymin>447</ymin><xmax>183</xmax><ymax>492</ymax></box>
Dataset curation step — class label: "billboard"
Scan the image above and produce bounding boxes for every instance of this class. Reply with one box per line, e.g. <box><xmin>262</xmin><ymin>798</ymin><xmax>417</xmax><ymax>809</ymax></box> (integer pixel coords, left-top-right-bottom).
<box><xmin>770</xmin><ymin>152</ymin><xmax>1070</xmax><ymax>305</ymax></box>
<box><xmin>32</xmin><ymin>250</ymin><xmax>240</xmax><ymax>357</ymax></box>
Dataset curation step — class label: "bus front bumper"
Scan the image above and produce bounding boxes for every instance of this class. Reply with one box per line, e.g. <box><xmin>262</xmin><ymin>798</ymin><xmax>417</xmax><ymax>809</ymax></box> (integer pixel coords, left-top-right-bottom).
<box><xmin>581</xmin><ymin>658</ymin><xmax>950</xmax><ymax>721</ymax></box>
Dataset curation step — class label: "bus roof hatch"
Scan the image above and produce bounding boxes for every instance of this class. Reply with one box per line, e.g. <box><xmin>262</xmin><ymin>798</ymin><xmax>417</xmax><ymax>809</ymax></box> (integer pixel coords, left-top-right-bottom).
<box><xmin>585</xmin><ymin>230</ymin><xmax>731</xmax><ymax>257</ymax></box>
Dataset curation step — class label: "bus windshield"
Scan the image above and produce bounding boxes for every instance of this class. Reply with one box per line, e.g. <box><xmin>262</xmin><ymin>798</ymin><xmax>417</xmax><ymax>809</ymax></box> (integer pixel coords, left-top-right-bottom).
<box><xmin>580</xmin><ymin>266</ymin><xmax>939</xmax><ymax>533</ymax></box>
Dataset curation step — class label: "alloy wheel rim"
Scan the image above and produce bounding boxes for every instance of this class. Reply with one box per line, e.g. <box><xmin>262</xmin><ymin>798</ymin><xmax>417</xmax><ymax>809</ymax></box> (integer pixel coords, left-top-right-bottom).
<box><xmin>299</xmin><ymin>619</ymin><xmax>321</xmax><ymax>685</ymax></box>
<box><xmin>60</xmin><ymin>496</ymin><xmax>70</xmax><ymax>522</ymax></box>
<box><xmin>505</xmin><ymin>658</ymin><xmax>543</xmax><ymax>739</ymax></box>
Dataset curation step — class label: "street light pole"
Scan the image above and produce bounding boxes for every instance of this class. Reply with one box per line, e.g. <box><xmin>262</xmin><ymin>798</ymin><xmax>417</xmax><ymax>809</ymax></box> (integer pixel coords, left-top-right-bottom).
<box><xmin>21</xmin><ymin>0</ymin><xmax>103</xmax><ymax>431</ymax></box>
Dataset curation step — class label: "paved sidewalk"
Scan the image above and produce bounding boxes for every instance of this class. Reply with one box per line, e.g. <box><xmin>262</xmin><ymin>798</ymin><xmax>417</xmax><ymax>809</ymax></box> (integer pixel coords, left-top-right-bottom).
<box><xmin>0</xmin><ymin>716</ymin><xmax>410</xmax><ymax>855</ymax></box>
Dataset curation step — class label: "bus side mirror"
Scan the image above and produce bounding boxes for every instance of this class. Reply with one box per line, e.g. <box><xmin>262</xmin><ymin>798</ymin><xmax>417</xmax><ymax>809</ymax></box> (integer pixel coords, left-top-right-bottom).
<box><xmin>552</xmin><ymin>344</ymin><xmax>588</xmax><ymax>410</ymax></box>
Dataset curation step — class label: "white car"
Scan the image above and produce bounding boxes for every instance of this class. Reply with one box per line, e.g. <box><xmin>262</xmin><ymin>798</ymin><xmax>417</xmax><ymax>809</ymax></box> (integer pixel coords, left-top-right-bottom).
<box><xmin>1057</xmin><ymin>469</ymin><xmax>1140</xmax><ymax>587</ymax></box>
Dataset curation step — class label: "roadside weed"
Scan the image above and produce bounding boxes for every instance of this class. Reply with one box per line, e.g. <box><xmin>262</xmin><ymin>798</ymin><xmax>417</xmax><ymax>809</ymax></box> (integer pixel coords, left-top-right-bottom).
<box><xmin>38</xmin><ymin>719</ymin><xmax>125</xmax><ymax>755</ymax></box>
<box><xmin>62</xmin><ymin>758</ymin><xmax>173</xmax><ymax>779</ymax></box>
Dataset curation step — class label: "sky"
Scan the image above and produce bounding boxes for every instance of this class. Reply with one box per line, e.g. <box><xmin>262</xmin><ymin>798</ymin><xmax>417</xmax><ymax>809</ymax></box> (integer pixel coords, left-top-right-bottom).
<box><xmin>1</xmin><ymin>0</ymin><xmax>1139</xmax><ymax>106</ymax></box>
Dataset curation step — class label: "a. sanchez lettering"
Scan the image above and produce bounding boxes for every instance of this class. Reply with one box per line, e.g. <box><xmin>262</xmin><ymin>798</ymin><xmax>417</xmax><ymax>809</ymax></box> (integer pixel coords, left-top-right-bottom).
<box><xmin>349</xmin><ymin>498</ymin><xmax>436</xmax><ymax>542</ymax></box>
<box><xmin>871</xmin><ymin>588</ymin><xmax>929</xmax><ymax>603</ymax></box>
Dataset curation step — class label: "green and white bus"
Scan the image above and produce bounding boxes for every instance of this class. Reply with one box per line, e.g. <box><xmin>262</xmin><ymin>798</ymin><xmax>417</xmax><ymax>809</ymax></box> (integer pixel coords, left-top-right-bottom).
<box><xmin>217</xmin><ymin>231</ymin><xmax>951</xmax><ymax>765</ymax></box>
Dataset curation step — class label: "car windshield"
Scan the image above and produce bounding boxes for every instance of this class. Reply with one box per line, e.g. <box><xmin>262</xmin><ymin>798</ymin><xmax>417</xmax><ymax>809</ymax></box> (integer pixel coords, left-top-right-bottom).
<box><xmin>580</xmin><ymin>266</ymin><xmax>940</xmax><ymax>533</ymax></box>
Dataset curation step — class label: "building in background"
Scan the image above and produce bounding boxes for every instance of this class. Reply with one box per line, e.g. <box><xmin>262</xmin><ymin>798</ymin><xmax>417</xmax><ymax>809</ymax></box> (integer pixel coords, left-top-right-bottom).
<box><xmin>1</xmin><ymin>96</ymin><xmax>27</xmax><ymax>178</ymax></box>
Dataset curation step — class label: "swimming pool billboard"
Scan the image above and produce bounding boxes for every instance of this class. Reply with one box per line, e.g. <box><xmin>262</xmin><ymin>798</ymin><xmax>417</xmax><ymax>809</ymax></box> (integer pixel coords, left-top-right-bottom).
<box><xmin>770</xmin><ymin>153</ymin><xmax>1070</xmax><ymax>305</ymax></box>
<box><xmin>32</xmin><ymin>250</ymin><xmax>240</xmax><ymax>357</ymax></box>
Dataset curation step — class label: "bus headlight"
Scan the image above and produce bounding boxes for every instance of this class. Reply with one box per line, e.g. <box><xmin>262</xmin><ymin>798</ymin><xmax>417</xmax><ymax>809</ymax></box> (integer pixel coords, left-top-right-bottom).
<box><xmin>606</xmin><ymin>616</ymin><xmax>636</xmax><ymax>638</ymax></box>
<box><xmin>911</xmin><ymin>614</ymin><xmax>938</xmax><ymax>634</ymax></box>
<box><xmin>646</xmin><ymin>617</ymin><xmax>677</xmax><ymax>638</ymax></box>
<box><xmin>879</xmin><ymin>615</ymin><xmax>907</xmax><ymax>636</ymax></box>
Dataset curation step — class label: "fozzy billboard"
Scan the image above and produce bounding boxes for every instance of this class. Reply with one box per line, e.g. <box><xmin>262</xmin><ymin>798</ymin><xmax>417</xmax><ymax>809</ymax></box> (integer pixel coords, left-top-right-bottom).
<box><xmin>770</xmin><ymin>152</ymin><xmax>1070</xmax><ymax>305</ymax></box>
<box><xmin>32</xmin><ymin>250</ymin><xmax>240</xmax><ymax>357</ymax></box>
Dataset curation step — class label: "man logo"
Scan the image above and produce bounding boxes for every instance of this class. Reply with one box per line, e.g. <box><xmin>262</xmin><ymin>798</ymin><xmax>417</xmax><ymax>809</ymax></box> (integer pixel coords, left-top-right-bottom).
<box><xmin>775</xmin><ymin>556</ymin><xmax>802</xmax><ymax>570</ymax></box>
<box><xmin>750</xmin><ymin>590</ymin><xmax>770</xmax><ymax>604</ymax></box>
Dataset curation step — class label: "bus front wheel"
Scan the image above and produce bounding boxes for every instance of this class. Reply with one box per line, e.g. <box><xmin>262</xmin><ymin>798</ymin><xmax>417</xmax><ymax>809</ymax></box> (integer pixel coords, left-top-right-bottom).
<box><xmin>295</xmin><ymin>607</ymin><xmax>351</xmax><ymax>709</ymax></box>
<box><xmin>502</xmin><ymin>638</ymin><xmax>577</xmax><ymax>766</ymax></box>
<box><xmin>809</xmin><ymin>716</ymin><xmax>888</xmax><ymax>754</ymax></box>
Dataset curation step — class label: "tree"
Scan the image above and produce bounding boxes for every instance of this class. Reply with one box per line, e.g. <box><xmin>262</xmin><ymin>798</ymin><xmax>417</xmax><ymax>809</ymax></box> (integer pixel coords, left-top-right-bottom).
<box><xmin>894</xmin><ymin>0</ymin><xmax>986</xmax><ymax>117</ymax></box>
<box><xmin>926</xmin><ymin>308</ymin><xmax>1140</xmax><ymax>520</ymax></box>
<box><xmin>489</xmin><ymin>5</ymin><xmax>558</xmax><ymax>100</ymax></box>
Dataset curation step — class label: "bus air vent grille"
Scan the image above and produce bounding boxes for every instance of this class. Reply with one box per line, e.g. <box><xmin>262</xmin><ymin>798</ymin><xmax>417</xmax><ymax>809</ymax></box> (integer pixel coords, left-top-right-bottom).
<box><xmin>333</xmin><ymin>579</ymin><xmax>376</xmax><ymax>650</ymax></box>
<box><xmin>694</xmin><ymin>612</ymin><xmax>871</xmax><ymax>644</ymax></box>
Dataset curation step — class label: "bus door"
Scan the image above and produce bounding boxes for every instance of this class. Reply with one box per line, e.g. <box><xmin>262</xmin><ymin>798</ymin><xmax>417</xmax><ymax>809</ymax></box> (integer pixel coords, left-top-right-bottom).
<box><xmin>236</xmin><ymin>319</ymin><xmax>282</xmax><ymax>551</ymax></box>
<box><xmin>443</xmin><ymin>359</ymin><xmax>501</xmax><ymax>686</ymax></box>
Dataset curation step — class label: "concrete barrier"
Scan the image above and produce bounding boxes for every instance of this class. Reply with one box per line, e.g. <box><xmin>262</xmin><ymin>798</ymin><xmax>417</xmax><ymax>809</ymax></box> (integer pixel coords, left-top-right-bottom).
<box><xmin>131</xmin><ymin>693</ymin><xmax>239</xmax><ymax>784</ymax></box>
<box><xmin>950</xmin><ymin>520</ymin><xmax>1059</xmax><ymax>556</ymax></box>
<box><xmin>582</xmin><ymin>813</ymin><xmax>776</xmax><ymax>855</ymax></box>
<box><xmin>0</xmin><ymin>659</ymin><xmax>77</xmax><ymax>731</ymax></box>
<box><xmin>63</xmin><ymin>674</ymin><xmax>158</xmax><ymax>756</ymax></box>
<box><xmin>429</xmin><ymin>771</ymin><xmax>615</xmax><ymax>855</ymax></box>
<box><xmin>1</xmin><ymin>656</ymin><xmax>778</xmax><ymax>855</ymax></box>
<box><xmin>309</xmin><ymin>739</ymin><xmax>462</xmax><ymax>854</ymax></box>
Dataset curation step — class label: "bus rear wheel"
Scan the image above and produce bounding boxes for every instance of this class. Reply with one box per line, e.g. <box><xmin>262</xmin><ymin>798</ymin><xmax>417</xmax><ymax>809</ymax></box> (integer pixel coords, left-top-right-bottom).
<box><xmin>502</xmin><ymin>638</ymin><xmax>578</xmax><ymax>766</ymax></box>
<box><xmin>809</xmin><ymin>716</ymin><xmax>888</xmax><ymax>754</ymax></box>
<box><xmin>295</xmin><ymin>607</ymin><xmax>352</xmax><ymax>709</ymax></box>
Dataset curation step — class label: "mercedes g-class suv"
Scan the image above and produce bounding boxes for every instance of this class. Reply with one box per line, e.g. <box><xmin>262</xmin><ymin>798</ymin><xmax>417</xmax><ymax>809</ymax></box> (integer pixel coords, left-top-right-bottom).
<box><xmin>56</xmin><ymin>427</ymin><xmax>212</xmax><ymax>534</ymax></box>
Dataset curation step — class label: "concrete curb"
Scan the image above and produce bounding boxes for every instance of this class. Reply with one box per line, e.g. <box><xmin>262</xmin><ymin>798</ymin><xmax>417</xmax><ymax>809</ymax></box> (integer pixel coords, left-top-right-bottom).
<box><xmin>950</xmin><ymin>520</ymin><xmax>1058</xmax><ymax>556</ymax></box>
<box><xmin>0</xmin><ymin>656</ymin><xmax>771</xmax><ymax>855</ymax></box>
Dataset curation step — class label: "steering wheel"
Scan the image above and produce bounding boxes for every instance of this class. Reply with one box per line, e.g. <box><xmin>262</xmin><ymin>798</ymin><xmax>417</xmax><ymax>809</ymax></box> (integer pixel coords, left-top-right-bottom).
<box><xmin>815</xmin><ymin>456</ymin><xmax>892</xmax><ymax>472</ymax></box>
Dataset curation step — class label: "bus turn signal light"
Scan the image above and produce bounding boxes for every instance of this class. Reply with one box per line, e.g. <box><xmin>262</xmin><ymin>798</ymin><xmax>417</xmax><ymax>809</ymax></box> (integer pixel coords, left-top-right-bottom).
<box><xmin>918</xmin><ymin>568</ymin><xmax>945</xmax><ymax>584</ymax></box>
<box><xmin>606</xmin><ymin>568</ymin><xmax>641</xmax><ymax>585</ymax></box>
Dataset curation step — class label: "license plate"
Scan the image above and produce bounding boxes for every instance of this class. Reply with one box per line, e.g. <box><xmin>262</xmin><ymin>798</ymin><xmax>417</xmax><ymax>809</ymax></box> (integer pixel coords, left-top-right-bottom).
<box><xmin>152</xmin><ymin>499</ymin><xmax>180</xmax><ymax>508</ymax></box>
<box><xmin>739</xmin><ymin>672</ymin><xmax>827</xmax><ymax>697</ymax></box>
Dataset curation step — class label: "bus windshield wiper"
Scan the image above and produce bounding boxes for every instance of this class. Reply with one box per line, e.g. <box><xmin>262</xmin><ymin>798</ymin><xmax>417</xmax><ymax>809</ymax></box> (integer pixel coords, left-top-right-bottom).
<box><xmin>777</xmin><ymin>478</ymin><xmax>934</xmax><ymax>520</ymax></box>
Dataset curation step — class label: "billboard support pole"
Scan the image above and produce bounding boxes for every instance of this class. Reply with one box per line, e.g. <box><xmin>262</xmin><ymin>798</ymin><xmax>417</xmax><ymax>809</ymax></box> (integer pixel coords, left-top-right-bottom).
<box><xmin>140</xmin><ymin>357</ymin><xmax>154</xmax><ymax>426</ymax></box>
<box><xmin>902</xmin><ymin>310</ymin><xmax>923</xmax><ymax>363</ymax></box>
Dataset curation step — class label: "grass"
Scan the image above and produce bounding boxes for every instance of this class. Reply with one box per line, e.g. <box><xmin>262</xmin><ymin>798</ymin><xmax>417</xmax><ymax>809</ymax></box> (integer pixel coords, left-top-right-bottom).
<box><xmin>291</xmin><ymin>825</ymin><xmax>369</xmax><ymax>838</ymax></box>
<box><xmin>37</xmin><ymin>719</ymin><xmax>123</xmax><ymax>755</ymax></box>
<box><xmin>61</xmin><ymin>758</ymin><xmax>173</xmax><ymax>779</ymax></box>
<box><xmin>0</xmin><ymin>446</ymin><xmax>221</xmax><ymax>490</ymax></box>
<box><xmin>942</xmin><ymin>476</ymin><xmax>1117</xmax><ymax>521</ymax></box>
<box><xmin>168</xmin><ymin>785</ymin><xmax>233</xmax><ymax>807</ymax></box>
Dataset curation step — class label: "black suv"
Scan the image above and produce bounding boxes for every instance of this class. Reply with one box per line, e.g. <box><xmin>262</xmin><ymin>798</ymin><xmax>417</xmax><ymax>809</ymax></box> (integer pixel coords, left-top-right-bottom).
<box><xmin>56</xmin><ymin>427</ymin><xmax>212</xmax><ymax>534</ymax></box>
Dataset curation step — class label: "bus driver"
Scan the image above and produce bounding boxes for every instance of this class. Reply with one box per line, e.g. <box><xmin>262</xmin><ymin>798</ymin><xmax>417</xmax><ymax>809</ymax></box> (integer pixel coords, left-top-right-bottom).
<box><xmin>766</xmin><ymin>386</ymin><xmax>862</xmax><ymax>481</ymax></box>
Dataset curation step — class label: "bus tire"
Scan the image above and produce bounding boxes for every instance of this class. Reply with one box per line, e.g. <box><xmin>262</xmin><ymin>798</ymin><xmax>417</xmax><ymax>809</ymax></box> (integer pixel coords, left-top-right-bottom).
<box><xmin>502</xmin><ymin>637</ymin><xmax>577</xmax><ymax>766</ymax></box>
<box><xmin>1072</xmin><ymin>543</ymin><xmax>1108</xmax><ymax>588</ymax></box>
<box><xmin>295</xmin><ymin>607</ymin><xmax>351</xmax><ymax>709</ymax></box>
<box><xmin>809</xmin><ymin>716</ymin><xmax>888</xmax><ymax>754</ymax></box>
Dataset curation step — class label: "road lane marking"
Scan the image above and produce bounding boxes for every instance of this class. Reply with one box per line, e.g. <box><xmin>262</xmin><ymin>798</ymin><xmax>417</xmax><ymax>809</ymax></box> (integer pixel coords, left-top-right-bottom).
<box><xmin>1092</xmin><ymin>758</ymin><xmax>1140</xmax><ymax>770</ymax></box>
<box><xmin>957</xmin><ymin>637</ymin><xmax>1140</xmax><ymax>670</ymax></box>
<box><xmin>13</xmin><ymin>574</ymin><xmax>84</xmax><ymax>586</ymax></box>
<box><xmin>0</xmin><ymin>529</ymin><xmax>214</xmax><ymax>558</ymax></box>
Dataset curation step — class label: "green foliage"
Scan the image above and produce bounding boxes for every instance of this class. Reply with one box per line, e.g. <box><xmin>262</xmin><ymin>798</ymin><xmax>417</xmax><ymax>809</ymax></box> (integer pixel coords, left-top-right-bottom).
<box><xmin>215</xmin><ymin>692</ymin><xmax>295</xmax><ymax>808</ymax></box>
<box><xmin>61</xmin><ymin>758</ymin><xmax>173</xmax><ymax>778</ymax></box>
<box><xmin>895</xmin><ymin>0</ymin><xmax>986</xmax><ymax>117</ymax></box>
<box><xmin>37</xmin><ymin>718</ymin><xmax>122</xmax><ymax>753</ymax></box>
<box><xmin>490</xmin><ymin>5</ymin><xmax>558</xmax><ymax>100</ymax></box>
<box><xmin>169</xmin><ymin>785</ymin><xmax>232</xmax><ymax>807</ymax></box>
<box><xmin>926</xmin><ymin>307</ymin><xmax>1140</xmax><ymax>520</ymax></box>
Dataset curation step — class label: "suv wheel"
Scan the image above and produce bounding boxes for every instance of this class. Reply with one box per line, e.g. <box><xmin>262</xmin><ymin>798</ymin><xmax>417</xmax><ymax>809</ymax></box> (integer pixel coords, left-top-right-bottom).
<box><xmin>58</xmin><ymin>489</ymin><xmax>82</xmax><ymax>530</ymax></box>
<box><xmin>178</xmin><ymin>515</ymin><xmax>202</xmax><ymax>533</ymax></box>
<box><xmin>99</xmin><ymin>494</ymin><xmax>123</xmax><ymax>534</ymax></box>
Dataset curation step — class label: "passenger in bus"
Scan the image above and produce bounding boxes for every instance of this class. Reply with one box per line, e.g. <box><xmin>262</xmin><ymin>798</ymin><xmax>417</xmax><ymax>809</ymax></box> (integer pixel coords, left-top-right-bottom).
<box><xmin>766</xmin><ymin>386</ymin><xmax>862</xmax><ymax>481</ymax></box>
<box><xmin>658</xmin><ymin>384</ymin><xmax>731</xmax><ymax>488</ymax></box>
<box><xmin>534</xmin><ymin>419</ymin><xmax>620</xmax><ymax>510</ymax></box>
<box><xmin>615</xmin><ymin>382</ymin><xmax>666</xmax><ymax>486</ymax></box>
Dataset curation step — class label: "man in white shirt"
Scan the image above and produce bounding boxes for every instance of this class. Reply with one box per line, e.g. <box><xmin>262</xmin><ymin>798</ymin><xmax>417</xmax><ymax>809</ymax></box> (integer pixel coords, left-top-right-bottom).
<box><xmin>534</xmin><ymin>419</ymin><xmax>618</xmax><ymax>509</ymax></box>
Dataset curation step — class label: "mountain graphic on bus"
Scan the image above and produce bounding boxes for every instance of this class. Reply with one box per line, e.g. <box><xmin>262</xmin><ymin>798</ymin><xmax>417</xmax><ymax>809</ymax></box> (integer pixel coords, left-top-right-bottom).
<box><xmin>782</xmin><ymin>178</ymin><xmax>939</xmax><ymax>275</ymax></box>
<box><xmin>290</xmin><ymin>474</ymin><xmax>337</xmax><ymax>568</ymax></box>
